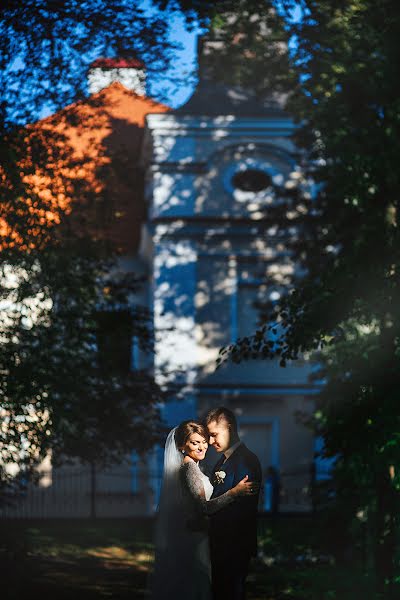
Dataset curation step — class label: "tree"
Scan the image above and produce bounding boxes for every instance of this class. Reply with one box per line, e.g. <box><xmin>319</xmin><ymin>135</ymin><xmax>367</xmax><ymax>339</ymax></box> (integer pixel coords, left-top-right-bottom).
<box><xmin>0</xmin><ymin>0</ymin><xmax>183</xmax><ymax>126</ymax></box>
<box><xmin>156</xmin><ymin>0</ymin><xmax>292</xmax><ymax>96</ymax></box>
<box><xmin>208</xmin><ymin>1</ymin><xmax>400</xmax><ymax>596</ymax></box>
<box><xmin>1</xmin><ymin>235</ymin><xmax>170</xmax><ymax>513</ymax></box>
<box><xmin>0</xmin><ymin>1</ymin><xmax>181</xmax><ymax>501</ymax></box>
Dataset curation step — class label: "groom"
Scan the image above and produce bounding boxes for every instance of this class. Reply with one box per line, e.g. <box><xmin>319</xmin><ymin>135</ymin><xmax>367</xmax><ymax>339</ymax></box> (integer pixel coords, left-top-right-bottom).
<box><xmin>205</xmin><ymin>407</ymin><xmax>261</xmax><ymax>600</ymax></box>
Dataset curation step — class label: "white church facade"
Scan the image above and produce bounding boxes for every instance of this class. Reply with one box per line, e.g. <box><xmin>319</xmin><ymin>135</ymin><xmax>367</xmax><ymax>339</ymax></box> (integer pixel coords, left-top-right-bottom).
<box><xmin>144</xmin><ymin>81</ymin><xmax>318</xmax><ymax>514</ymax></box>
<box><xmin>1</xmin><ymin>41</ymin><xmax>321</xmax><ymax>518</ymax></box>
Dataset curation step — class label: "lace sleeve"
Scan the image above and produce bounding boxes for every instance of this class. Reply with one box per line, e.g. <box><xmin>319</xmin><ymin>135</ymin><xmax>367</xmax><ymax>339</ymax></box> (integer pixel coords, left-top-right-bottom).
<box><xmin>180</xmin><ymin>462</ymin><xmax>235</xmax><ymax>515</ymax></box>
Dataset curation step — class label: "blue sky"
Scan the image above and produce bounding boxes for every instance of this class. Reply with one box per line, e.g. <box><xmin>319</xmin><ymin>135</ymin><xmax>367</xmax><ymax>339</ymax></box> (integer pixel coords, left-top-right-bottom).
<box><xmin>150</xmin><ymin>11</ymin><xmax>200</xmax><ymax>108</ymax></box>
<box><xmin>33</xmin><ymin>1</ymin><xmax>301</xmax><ymax>120</ymax></box>
<box><xmin>149</xmin><ymin>1</ymin><xmax>303</xmax><ymax>108</ymax></box>
<box><xmin>32</xmin><ymin>7</ymin><xmax>200</xmax><ymax>120</ymax></box>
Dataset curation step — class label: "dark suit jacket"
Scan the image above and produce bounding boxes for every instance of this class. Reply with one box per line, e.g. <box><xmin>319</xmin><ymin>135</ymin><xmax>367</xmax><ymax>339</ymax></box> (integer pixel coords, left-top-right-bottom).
<box><xmin>209</xmin><ymin>443</ymin><xmax>261</xmax><ymax>562</ymax></box>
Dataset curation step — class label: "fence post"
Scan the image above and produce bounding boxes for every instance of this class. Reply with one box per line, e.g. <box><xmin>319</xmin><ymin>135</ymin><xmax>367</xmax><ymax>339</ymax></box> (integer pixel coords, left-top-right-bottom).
<box><xmin>90</xmin><ymin>462</ymin><xmax>96</xmax><ymax>518</ymax></box>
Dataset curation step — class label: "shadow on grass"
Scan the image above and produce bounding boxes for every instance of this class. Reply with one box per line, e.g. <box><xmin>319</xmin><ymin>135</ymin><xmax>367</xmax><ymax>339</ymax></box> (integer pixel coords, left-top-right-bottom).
<box><xmin>252</xmin><ymin>515</ymin><xmax>376</xmax><ymax>600</ymax></box>
<box><xmin>0</xmin><ymin>516</ymin><xmax>376</xmax><ymax>600</ymax></box>
<box><xmin>0</xmin><ymin>519</ymin><xmax>153</xmax><ymax>600</ymax></box>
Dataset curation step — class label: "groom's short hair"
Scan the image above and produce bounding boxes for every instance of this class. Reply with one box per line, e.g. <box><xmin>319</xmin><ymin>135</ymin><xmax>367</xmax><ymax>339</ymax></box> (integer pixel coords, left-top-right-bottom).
<box><xmin>205</xmin><ymin>407</ymin><xmax>238</xmax><ymax>433</ymax></box>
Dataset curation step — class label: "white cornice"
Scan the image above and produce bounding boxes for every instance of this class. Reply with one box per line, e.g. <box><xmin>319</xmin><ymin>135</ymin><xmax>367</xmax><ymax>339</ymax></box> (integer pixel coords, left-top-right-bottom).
<box><xmin>146</xmin><ymin>114</ymin><xmax>296</xmax><ymax>137</ymax></box>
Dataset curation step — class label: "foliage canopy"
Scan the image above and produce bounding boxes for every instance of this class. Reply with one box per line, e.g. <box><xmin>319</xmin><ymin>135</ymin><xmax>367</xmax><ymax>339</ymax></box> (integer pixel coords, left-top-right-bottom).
<box><xmin>0</xmin><ymin>0</ymin><xmax>180</xmax><ymax>497</ymax></box>
<box><xmin>211</xmin><ymin>0</ymin><xmax>400</xmax><ymax>594</ymax></box>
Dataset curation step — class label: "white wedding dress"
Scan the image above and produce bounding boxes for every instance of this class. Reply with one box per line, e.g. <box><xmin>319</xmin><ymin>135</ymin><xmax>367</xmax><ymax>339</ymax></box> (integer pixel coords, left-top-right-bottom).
<box><xmin>151</xmin><ymin>429</ymin><xmax>234</xmax><ymax>600</ymax></box>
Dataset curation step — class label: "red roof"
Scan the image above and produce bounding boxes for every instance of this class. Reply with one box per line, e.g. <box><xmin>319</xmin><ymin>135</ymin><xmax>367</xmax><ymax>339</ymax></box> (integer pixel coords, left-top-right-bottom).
<box><xmin>1</xmin><ymin>82</ymin><xmax>169</xmax><ymax>253</ymax></box>
<box><xmin>90</xmin><ymin>57</ymin><xmax>145</xmax><ymax>69</ymax></box>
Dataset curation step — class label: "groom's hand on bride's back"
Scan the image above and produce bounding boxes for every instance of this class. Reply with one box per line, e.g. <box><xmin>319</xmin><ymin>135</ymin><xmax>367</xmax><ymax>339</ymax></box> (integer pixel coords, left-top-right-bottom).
<box><xmin>231</xmin><ymin>475</ymin><xmax>260</xmax><ymax>497</ymax></box>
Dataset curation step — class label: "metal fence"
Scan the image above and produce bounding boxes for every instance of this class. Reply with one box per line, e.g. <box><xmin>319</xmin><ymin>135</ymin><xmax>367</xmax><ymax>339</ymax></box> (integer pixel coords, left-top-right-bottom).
<box><xmin>0</xmin><ymin>464</ymin><xmax>325</xmax><ymax>519</ymax></box>
<box><xmin>0</xmin><ymin>467</ymin><xmax>152</xmax><ymax>519</ymax></box>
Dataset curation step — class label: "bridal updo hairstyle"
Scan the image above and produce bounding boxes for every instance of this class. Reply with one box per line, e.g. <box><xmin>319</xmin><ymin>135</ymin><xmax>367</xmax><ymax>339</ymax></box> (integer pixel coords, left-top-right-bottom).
<box><xmin>175</xmin><ymin>420</ymin><xmax>209</xmax><ymax>451</ymax></box>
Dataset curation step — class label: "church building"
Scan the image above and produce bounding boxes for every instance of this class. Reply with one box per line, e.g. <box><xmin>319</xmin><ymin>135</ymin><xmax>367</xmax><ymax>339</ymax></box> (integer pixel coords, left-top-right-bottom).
<box><xmin>145</xmin><ymin>36</ymin><xmax>318</xmax><ymax>513</ymax></box>
<box><xmin>1</xmin><ymin>39</ymin><xmax>319</xmax><ymax>518</ymax></box>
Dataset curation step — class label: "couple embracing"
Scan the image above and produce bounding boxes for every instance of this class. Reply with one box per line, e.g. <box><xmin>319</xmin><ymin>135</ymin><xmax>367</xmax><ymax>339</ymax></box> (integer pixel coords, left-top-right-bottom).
<box><xmin>151</xmin><ymin>407</ymin><xmax>261</xmax><ymax>600</ymax></box>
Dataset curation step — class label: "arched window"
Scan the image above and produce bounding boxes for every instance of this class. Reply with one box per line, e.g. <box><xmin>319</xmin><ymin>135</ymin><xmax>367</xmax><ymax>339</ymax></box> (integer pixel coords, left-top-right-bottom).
<box><xmin>231</xmin><ymin>169</ymin><xmax>272</xmax><ymax>193</ymax></box>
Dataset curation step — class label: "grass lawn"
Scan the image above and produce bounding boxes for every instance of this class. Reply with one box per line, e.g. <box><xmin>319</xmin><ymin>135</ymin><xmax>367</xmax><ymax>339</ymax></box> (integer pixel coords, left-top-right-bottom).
<box><xmin>0</xmin><ymin>516</ymin><xmax>376</xmax><ymax>599</ymax></box>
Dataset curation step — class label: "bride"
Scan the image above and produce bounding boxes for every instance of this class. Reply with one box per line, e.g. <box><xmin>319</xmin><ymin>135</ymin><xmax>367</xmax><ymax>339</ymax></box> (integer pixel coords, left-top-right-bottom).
<box><xmin>151</xmin><ymin>420</ymin><xmax>257</xmax><ymax>600</ymax></box>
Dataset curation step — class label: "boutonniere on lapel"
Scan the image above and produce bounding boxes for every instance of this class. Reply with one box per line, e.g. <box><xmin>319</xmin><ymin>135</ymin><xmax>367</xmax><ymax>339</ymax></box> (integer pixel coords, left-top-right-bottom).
<box><xmin>214</xmin><ymin>470</ymin><xmax>226</xmax><ymax>485</ymax></box>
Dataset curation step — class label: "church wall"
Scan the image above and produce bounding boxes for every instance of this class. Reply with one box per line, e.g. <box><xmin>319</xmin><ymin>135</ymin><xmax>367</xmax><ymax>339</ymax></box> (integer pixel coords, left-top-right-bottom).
<box><xmin>146</xmin><ymin>112</ymin><xmax>319</xmax><ymax>512</ymax></box>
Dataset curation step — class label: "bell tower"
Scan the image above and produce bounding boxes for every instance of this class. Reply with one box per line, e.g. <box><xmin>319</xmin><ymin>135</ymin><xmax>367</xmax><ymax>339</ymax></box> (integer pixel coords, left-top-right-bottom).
<box><xmin>145</xmin><ymin>30</ymin><xmax>317</xmax><ymax>512</ymax></box>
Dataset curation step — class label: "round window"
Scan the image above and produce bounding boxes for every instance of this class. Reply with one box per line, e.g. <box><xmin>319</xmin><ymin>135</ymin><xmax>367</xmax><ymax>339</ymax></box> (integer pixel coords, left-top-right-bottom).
<box><xmin>231</xmin><ymin>169</ymin><xmax>272</xmax><ymax>193</ymax></box>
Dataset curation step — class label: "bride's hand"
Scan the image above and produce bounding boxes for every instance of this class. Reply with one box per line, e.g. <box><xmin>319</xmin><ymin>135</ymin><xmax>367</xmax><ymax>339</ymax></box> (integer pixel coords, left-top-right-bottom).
<box><xmin>231</xmin><ymin>475</ymin><xmax>260</xmax><ymax>497</ymax></box>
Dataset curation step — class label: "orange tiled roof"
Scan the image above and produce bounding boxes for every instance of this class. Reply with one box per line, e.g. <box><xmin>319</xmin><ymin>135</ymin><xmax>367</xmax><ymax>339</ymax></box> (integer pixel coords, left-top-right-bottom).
<box><xmin>1</xmin><ymin>82</ymin><xmax>169</xmax><ymax>253</ymax></box>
